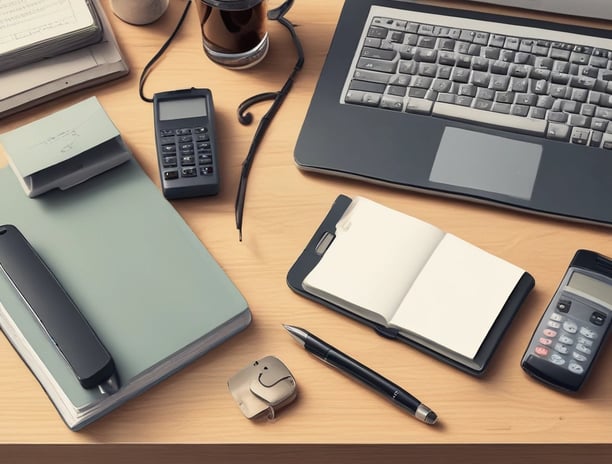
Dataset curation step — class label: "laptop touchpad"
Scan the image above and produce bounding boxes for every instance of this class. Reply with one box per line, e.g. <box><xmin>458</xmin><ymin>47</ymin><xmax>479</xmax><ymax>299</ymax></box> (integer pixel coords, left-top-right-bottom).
<box><xmin>429</xmin><ymin>127</ymin><xmax>543</xmax><ymax>201</ymax></box>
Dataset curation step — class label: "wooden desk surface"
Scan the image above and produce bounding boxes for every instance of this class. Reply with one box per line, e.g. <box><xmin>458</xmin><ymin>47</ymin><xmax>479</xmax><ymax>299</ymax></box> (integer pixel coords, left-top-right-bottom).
<box><xmin>1</xmin><ymin>1</ymin><xmax>610</xmax><ymax>462</ymax></box>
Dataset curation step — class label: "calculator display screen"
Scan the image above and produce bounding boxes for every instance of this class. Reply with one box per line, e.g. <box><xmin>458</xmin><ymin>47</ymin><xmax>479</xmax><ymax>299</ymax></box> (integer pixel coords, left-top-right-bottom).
<box><xmin>568</xmin><ymin>272</ymin><xmax>612</xmax><ymax>307</ymax></box>
<box><xmin>158</xmin><ymin>97</ymin><xmax>208</xmax><ymax>120</ymax></box>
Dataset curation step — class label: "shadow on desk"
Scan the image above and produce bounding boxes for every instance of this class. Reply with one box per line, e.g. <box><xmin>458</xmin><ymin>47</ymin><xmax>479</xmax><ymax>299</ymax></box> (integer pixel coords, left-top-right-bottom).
<box><xmin>5</xmin><ymin>444</ymin><xmax>612</xmax><ymax>464</ymax></box>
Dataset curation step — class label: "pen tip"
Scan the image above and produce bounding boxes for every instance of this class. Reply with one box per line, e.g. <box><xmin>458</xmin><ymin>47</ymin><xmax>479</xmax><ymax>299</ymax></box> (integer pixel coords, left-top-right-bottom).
<box><xmin>424</xmin><ymin>411</ymin><xmax>438</xmax><ymax>425</ymax></box>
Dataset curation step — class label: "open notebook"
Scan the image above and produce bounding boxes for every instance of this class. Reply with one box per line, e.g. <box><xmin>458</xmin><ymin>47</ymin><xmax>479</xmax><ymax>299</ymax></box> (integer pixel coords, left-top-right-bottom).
<box><xmin>288</xmin><ymin>195</ymin><xmax>535</xmax><ymax>374</ymax></box>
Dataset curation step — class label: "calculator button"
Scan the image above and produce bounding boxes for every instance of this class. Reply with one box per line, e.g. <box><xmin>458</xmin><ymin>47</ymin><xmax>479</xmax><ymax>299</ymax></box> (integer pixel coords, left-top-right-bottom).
<box><xmin>178</xmin><ymin>135</ymin><xmax>193</xmax><ymax>143</ymax></box>
<box><xmin>181</xmin><ymin>167</ymin><xmax>197</xmax><ymax>177</ymax></box>
<box><xmin>539</xmin><ymin>337</ymin><xmax>552</xmax><ymax>345</ymax></box>
<box><xmin>535</xmin><ymin>346</ymin><xmax>549</xmax><ymax>356</ymax></box>
<box><xmin>562</xmin><ymin>320</ymin><xmax>578</xmax><ymax>333</ymax></box>
<box><xmin>549</xmin><ymin>353</ymin><xmax>566</xmax><ymax>365</ymax></box>
<box><xmin>194</xmin><ymin>127</ymin><xmax>208</xmax><ymax>133</ymax></box>
<box><xmin>556</xmin><ymin>299</ymin><xmax>571</xmax><ymax>312</ymax></box>
<box><xmin>579</xmin><ymin>327</ymin><xmax>597</xmax><ymax>339</ymax></box>
<box><xmin>550</xmin><ymin>312</ymin><xmax>563</xmax><ymax>321</ymax></box>
<box><xmin>572</xmin><ymin>351</ymin><xmax>587</xmax><ymax>362</ymax></box>
<box><xmin>558</xmin><ymin>334</ymin><xmax>574</xmax><ymax>345</ymax></box>
<box><xmin>160</xmin><ymin>129</ymin><xmax>175</xmax><ymax>136</ymax></box>
<box><xmin>176</xmin><ymin>128</ymin><xmax>192</xmax><ymax>135</ymax></box>
<box><xmin>568</xmin><ymin>361</ymin><xmax>584</xmax><ymax>375</ymax></box>
<box><xmin>164</xmin><ymin>170</ymin><xmax>179</xmax><ymax>180</ymax></box>
<box><xmin>576</xmin><ymin>343</ymin><xmax>592</xmax><ymax>355</ymax></box>
<box><xmin>200</xmin><ymin>167</ymin><xmax>214</xmax><ymax>175</ymax></box>
<box><xmin>577</xmin><ymin>336</ymin><xmax>593</xmax><ymax>347</ymax></box>
<box><xmin>196</xmin><ymin>134</ymin><xmax>210</xmax><ymax>142</ymax></box>
<box><xmin>162</xmin><ymin>144</ymin><xmax>177</xmax><ymax>154</ymax></box>
<box><xmin>197</xmin><ymin>142</ymin><xmax>211</xmax><ymax>151</ymax></box>
<box><xmin>590</xmin><ymin>311</ymin><xmax>606</xmax><ymax>326</ymax></box>
<box><xmin>547</xmin><ymin>320</ymin><xmax>561</xmax><ymax>329</ymax></box>
<box><xmin>554</xmin><ymin>343</ymin><xmax>569</xmax><ymax>354</ymax></box>
<box><xmin>160</xmin><ymin>136</ymin><xmax>175</xmax><ymax>144</ymax></box>
<box><xmin>543</xmin><ymin>328</ymin><xmax>557</xmax><ymax>337</ymax></box>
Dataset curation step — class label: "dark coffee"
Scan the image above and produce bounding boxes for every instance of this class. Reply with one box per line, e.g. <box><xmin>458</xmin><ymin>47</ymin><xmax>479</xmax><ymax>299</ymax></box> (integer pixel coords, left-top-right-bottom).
<box><xmin>197</xmin><ymin>0</ymin><xmax>269</xmax><ymax>68</ymax></box>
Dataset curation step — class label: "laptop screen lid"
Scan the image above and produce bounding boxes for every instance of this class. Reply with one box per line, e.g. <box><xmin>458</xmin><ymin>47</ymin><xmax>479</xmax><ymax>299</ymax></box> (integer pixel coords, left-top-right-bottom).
<box><xmin>470</xmin><ymin>0</ymin><xmax>612</xmax><ymax>21</ymax></box>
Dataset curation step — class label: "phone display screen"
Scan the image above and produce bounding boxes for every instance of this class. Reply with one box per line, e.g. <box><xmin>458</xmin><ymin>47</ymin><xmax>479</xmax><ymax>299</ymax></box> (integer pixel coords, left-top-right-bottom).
<box><xmin>158</xmin><ymin>97</ymin><xmax>208</xmax><ymax>121</ymax></box>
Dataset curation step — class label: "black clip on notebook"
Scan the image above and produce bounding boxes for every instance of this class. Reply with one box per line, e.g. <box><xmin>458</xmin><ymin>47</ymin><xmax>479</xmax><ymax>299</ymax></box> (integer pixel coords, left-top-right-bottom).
<box><xmin>287</xmin><ymin>195</ymin><xmax>535</xmax><ymax>375</ymax></box>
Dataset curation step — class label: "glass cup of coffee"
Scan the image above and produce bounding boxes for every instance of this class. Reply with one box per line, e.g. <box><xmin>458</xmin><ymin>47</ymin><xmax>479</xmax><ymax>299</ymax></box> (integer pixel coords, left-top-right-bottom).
<box><xmin>196</xmin><ymin>0</ymin><xmax>269</xmax><ymax>69</ymax></box>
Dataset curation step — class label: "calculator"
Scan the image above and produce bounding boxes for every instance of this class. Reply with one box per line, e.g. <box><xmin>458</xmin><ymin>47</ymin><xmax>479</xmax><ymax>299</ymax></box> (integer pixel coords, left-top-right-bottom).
<box><xmin>521</xmin><ymin>249</ymin><xmax>612</xmax><ymax>392</ymax></box>
<box><xmin>153</xmin><ymin>88</ymin><xmax>219</xmax><ymax>199</ymax></box>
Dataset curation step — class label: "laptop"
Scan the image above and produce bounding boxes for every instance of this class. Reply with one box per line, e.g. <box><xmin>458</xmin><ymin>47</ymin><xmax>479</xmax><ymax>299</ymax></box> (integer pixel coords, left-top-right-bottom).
<box><xmin>294</xmin><ymin>0</ymin><xmax>612</xmax><ymax>226</ymax></box>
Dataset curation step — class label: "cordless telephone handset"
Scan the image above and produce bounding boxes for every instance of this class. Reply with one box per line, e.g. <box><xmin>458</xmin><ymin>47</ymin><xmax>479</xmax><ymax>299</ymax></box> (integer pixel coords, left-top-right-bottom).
<box><xmin>153</xmin><ymin>88</ymin><xmax>219</xmax><ymax>199</ymax></box>
<box><xmin>521</xmin><ymin>250</ymin><xmax>612</xmax><ymax>392</ymax></box>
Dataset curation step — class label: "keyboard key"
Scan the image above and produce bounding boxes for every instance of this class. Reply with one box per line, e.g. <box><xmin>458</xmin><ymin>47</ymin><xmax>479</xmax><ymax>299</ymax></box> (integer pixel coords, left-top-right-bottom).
<box><xmin>357</xmin><ymin>57</ymin><xmax>398</xmax><ymax>73</ymax></box>
<box><xmin>367</xmin><ymin>26</ymin><xmax>388</xmax><ymax>39</ymax></box>
<box><xmin>432</xmin><ymin>101</ymin><xmax>547</xmax><ymax>135</ymax></box>
<box><xmin>380</xmin><ymin>95</ymin><xmax>404</xmax><ymax>111</ymax></box>
<box><xmin>353</xmin><ymin>69</ymin><xmax>392</xmax><ymax>84</ymax></box>
<box><xmin>349</xmin><ymin>80</ymin><xmax>386</xmax><ymax>93</ymax></box>
<box><xmin>546</xmin><ymin>122</ymin><xmax>571</xmax><ymax>141</ymax></box>
<box><xmin>345</xmin><ymin>90</ymin><xmax>382</xmax><ymax>106</ymax></box>
<box><xmin>361</xmin><ymin>47</ymin><xmax>397</xmax><ymax>61</ymax></box>
<box><xmin>405</xmin><ymin>97</ymin><xmax>434</xmax><ymax>114</ymax></box>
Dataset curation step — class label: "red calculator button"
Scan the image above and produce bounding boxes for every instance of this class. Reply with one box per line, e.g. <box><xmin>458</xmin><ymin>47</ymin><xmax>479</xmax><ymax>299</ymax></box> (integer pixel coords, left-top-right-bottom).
<box><xmin>535</xmin><ymin>346</ymin><xmax>549</xmax><ymax>356</ymax></box>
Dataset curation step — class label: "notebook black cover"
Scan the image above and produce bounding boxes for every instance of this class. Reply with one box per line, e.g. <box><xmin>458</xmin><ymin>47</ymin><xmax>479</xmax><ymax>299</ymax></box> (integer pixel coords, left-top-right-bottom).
<box><xmin>287</xmin><ymin>194</ymin><xmax>535</xmax><ymax>375</ymax></box>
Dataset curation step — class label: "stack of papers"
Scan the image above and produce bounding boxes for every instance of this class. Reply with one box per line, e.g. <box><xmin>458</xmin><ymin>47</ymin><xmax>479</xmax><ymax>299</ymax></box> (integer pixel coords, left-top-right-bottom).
<box><xmin>0</xmin><ymin>0</ymin><xmax>103</xmax><ymax>71</ymax></box>
<box><xmin>0</xmin><ymin>0</ymin><xmax>128</xmax><ymax>119</ymax></box>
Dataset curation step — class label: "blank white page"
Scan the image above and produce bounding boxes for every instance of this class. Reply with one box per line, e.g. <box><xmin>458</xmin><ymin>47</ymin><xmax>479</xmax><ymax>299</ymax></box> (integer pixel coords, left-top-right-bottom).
<box><xmin>390</xmin><ymin>234</ymin><xmax>524</xmax><ymax>359</ymax></box>
<box><xmin>302</xmin><ymin>197</ymin><xmax>444</xmax><ymax>324</ymax></box>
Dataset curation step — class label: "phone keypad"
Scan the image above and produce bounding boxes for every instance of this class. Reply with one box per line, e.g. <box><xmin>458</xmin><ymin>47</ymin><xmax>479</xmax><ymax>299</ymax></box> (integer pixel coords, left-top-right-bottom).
<box><xmin>159</xmin><ymin>127</ymin><xmax>214</xmax><ymax>181</ymax></box>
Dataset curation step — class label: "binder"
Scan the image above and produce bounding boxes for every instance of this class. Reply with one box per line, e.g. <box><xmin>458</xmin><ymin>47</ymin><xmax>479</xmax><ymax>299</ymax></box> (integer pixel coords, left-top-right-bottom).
<box><xmin>0</xmin><ymin>158</ymin><xmax>251</xmax><ymax>430</ymax></box>
<box><xmin>287</xmin><ymin>195</ymin><xmax>535</xmax><ymax>375</ymax></box>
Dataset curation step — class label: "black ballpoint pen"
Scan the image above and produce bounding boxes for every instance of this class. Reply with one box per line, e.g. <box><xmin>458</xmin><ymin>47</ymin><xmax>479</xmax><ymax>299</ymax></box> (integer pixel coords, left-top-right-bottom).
<box><xmin>283</xmin><ymin>324</ymin><xmax>438</xmax><ymax>425</ymax></box>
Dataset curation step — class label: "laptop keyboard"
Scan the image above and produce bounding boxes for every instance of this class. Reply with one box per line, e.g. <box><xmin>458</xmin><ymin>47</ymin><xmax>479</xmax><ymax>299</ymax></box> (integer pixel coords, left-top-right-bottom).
<box><xmin>342</xmin><ymin>6</ymin><xmax>612</xmax><ymax>149</ymax></box>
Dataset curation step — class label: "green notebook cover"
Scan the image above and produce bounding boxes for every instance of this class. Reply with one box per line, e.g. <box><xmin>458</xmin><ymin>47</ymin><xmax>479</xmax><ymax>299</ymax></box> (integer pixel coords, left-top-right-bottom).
<box><xmin>0</xmin><ymin>160</ymin><xmax>250</xmax><ymax>430</ymax></box>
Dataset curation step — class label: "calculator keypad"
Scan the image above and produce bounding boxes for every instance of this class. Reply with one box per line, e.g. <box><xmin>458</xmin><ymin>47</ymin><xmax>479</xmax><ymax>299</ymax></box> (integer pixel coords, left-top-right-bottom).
<box><xmin>532</xmin><ymin>302</ymin><xmax>605</xmax><ymax>376</ymax></box>
<box><xmin>158</xmin><ymin>126</ymin><xmax>214</xmax><ymax>181</ymax></box>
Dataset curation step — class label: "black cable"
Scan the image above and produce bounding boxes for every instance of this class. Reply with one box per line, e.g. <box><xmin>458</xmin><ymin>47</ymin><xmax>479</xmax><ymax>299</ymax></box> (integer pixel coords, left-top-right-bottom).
<box><xmin>138</xmin><ymin>0</ymin><xmax>193</xmax><ymax>103</ymax></box>
<box><xmin>234</xmin><ymin>1</ymin><xmax>304</xmax><ymax>241</ymax></box>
